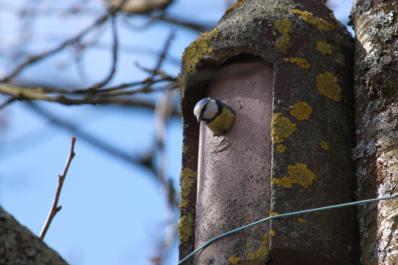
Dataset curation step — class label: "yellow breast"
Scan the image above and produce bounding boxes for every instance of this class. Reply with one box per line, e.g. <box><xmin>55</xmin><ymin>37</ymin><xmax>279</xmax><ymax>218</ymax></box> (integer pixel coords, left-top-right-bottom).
<box><xmin>206</xmin><ymin>106</ymin><xmax>236</xmax><ymax>135</ymax></box>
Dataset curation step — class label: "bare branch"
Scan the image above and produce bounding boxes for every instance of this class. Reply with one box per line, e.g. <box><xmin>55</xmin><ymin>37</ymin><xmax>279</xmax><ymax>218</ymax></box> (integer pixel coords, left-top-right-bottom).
<box><xmin>39</xmin><ymin>137</ymin><xmax>77</xmax><ymax>240</ymax></box>
<box><xmin>0</xmin><ymin>0</ymin><xmax>129</xmax><ymax>83</ymax></box>
<box><xmin>149</xmin><ymin>89</ymin><xmax>179</xmax><ymax>265</ymax></box>
<box><xmin>84</xmin><ymin>14</ymin><xmax>119</xmax><ymax>91</ymax></box>
<box><xmin>26</xmin><ymin>102</ymin><xmax>158</xmax><ymax>172</ymax></box>
<box><xmin>0</xmin><ymin>97</ymin><xmax>17</xmax><ymax>111</ymax></box>
<box><xmin>122</xmin><ymin>13</ymin><xmax>211</xmax><ymax>33</ymax></box>
<box><xmin>150</xmin><ymin>14</ymin><xmax>212</xmax><ymax>32</ymax></box>
<box><xmin>0</xmin><ymin>81</ymin><xmax>178</xmax><ymax>108</ymax></box>
<box><xmin>153</xmin><ymin>32</ymin><xmax>175</xmax><ymax>76</ymax></box>
<box><xmin>0</xmin><ymin>17</ymin><xmax>108</xmax><ymax>83</ymax></box>
<box><xmin>107</xmin><ymin>0</ymin><xmax>173</xmax><ymax>14</ymax></box>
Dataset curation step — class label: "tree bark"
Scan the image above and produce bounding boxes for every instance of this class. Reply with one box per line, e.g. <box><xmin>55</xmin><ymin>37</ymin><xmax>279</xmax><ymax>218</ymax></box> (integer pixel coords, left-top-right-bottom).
<box><xmin>0</xmin><ymin>207</ymin><xmax>68</xmax><ymax>265</ymax></box>
<box><xmin>352</xmin><ymin>1</ymin><xmax>398</xmax><ymax>264</ymax></box>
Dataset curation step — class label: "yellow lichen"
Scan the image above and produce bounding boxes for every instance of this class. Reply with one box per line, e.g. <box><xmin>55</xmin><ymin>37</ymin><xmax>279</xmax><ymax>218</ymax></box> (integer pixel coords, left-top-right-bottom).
<box><xmin>180</xmin><ymin>168</ymin><xmax>196</xmax><ymax>208</ymax></box>
<box><xmin>177</xmin><ymin>74</ymin><xmax>185</xmax><ymax>92</ymax></box>
<box><xmin>276</xmin><ymin>36</ymin><xmax>291</xmax><ymax>53</ymax></box>
<box><xmin>316</xmin><ymin>41</ymin><xmax>332</xmax><ymax>55</ymax></box>
<box><xmin>274</xmin><ymin>18</ymin><xmax>292</xmax><ymax>34</ymax></box>
<box><xmin>284</xmin><ymin>57</ymin><xmax>311</xmax><ymax>69</ymax></box>
<box><xmin>291</xmin><ymin>9</ymin><xmax>334</xmax><ymax>31</ymax></box>
<box><xmin>182</xmin><ymin>144</ymin><xmax>187</xmax><ymax>154</ymax></box>
<box><xmin>320</xmin><ymin>141</ymin><xmax>330</xmax><ymax>150</ymax></box>
<box><xmin>246</xmin><ymin>234</ymin><xmax>269</xmax><ymax>262</ymax></box>
<box><xmin>228</xmin><ymin>256</ymin><xmax>241</xmax><ymax>265</ymax></box>
<box><xmin>290</xmin><ymin>101</ymin><xmax>313</xmax><ymax>121</ymax></box>
<box><xmin>225</xmin><ymin>0</ymin><xmax>245</xmax><ymax>15</ymax></box>
<box><xmin>269</xmin><ymin>210</ymin><xmax>279</xmax><ymax>216</ymax></box>
<box><xmin>271</xmin><ymin>113</ymin><xmax>296</xmax><ymax>144</ymax></box>
<box><xmin>272</xmin><ymin>163</ymin><xmax>317</xmax><ymax>188</ymax></box>
<box><xmin>298</xmin><ymin>217</ymin><xmax>307</xmax><ymax>224</ymax></box>
<box><xmin>182</xmin><ymin>28</ymin><xmax>220</xmax><ymax>75</ymax></box>
<box><xmin>276</xmin><ymin>144</ymin><xmax>287</xmax><ymax>153</ymax></box>
<box><xmin>178</xmin><ymin>214</ymin><xmax>193</xmax><ymax>243</ymax></box>
<box><xmin>274</xmin><ymin>18</ymin><xmax>292</xmax><ymax>53</ymax></box>
<box><xmin>316</xmin><ymin>72</ymin><xmax>342</xmax><ymax>102</ymax></box>
<box><xmin>269</xmin><ymin>230</ymin><xmax>276</xmax><ymax>237</ymax></box>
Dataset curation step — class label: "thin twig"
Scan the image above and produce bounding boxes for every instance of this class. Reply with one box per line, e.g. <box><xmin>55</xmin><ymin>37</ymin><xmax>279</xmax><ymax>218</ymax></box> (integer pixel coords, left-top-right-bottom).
<box><xmin>83</xmin><ymin>14</ymin><xmax>119</xmax><ymax>91</ymax></box>
<box><xmin>153</xmin><ymin>32</ymin><xmax>175</xmax><ymax>77</ymax></box>
<box><xmin>122</xmin><ymin>13</ymin><xmax>211</xmax><ymax>33</ymax></box>
<box><xmin>26</xmin><ymin>102</ymin><xmax>159</xmax><ymax>172</ymax></box>
<box><xmin>0</xmin><ymin>97</ymin><xmax>17</xmax><ymax>111</ymax></box>
<box><xmin>0</xmin><ymin>82</ymin><xmax>179</xmax><ymax>107</ymax></box>
<box><xmin>149</xmin><ymin>89</ymin><xmax>179</xmax><ymax>265</ymax></box>
<box><xmin>94</xmin><ymin>77</ymin><xmax>175</xmax><ymax>94</ymax></box>
<box><xmin>152</xmin><ymin>14</ymin><xmax>212</xmax><ymax>32</ymax></box>
<box><xmin>0</xmin><ymin>0</ymin><xmax>128</xmax><ymax>83</ymax></box>
<box><xmin>0</xmin><ymin>16</ymin><xmax>108</xmax><ymax>83</ymax></box>
<box><xmin>39</xmin><ymin>136</ymin><xmax>77</xmax><ymax>240</ymax></box>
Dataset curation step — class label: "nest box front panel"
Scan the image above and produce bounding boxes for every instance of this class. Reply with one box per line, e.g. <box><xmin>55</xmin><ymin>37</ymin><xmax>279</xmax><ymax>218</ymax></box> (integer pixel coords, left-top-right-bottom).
<box><xmin>195</xmin><ymin>62</ymin><xmax>273</xmax><ymax>264</ymax></box>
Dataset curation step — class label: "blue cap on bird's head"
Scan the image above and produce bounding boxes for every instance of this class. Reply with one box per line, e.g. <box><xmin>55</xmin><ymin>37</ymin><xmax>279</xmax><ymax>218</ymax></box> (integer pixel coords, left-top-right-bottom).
<box><xmin>193</xmin><ymin>97</ymin><xmax>236</xmax><ymax>135</ymax></box>
<box><xmin>193</xmin><ymin>97</ymin><xmax>214</xmax><ymax>122</ymax></box>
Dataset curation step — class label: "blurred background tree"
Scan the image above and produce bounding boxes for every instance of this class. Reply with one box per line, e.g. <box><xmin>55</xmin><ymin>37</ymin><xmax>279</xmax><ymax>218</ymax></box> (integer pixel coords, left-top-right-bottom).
<box><xmin>0</xmin><ymin>1</ymin><xmax>351</xmax><ymax>265</ymax></box>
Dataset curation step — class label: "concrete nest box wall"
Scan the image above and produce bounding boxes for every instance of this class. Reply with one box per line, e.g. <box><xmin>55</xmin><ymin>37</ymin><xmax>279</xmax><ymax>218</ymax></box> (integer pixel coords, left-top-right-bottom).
<box><xmin>179</xmin><ymin>1</ymin><xmax>357</xmax><ymax>264</ymax></box>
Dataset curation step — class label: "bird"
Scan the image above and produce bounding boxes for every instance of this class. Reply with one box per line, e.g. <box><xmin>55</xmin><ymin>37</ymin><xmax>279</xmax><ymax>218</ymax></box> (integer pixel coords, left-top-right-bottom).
<box><xmin>193</xmin><ymin>97</ymin><xmax>236</xmax><ymax>135</ymax></box>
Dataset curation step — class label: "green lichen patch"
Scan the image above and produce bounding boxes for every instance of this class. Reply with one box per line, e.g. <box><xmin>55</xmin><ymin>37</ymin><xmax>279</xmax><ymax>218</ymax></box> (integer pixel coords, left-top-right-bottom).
<box><xmin>291</xmin><ymin>9</ymin><xmax>334</xmax><ymax>31</ymax></box>
<box><xmin>272</xmin><ymin>113</ymin><xmax>296</xmax><ymax>144</ymax></box>
<box><xmin>298</xmin><ymin>217</ymin><xmax>307</xmax><ymax>224</ymax></box>
<box><xmin>274</xmin><ymin>18</ymin><xmax>292</xmax><ymax>34</ymax></box>
<box><xmin>178</xmin><ymin>214</ymin><xmax>193</xmax><ymax>243</ymax></box>
<box><xmin>270</xmin><ymin>210</ymin><xmax>278</xmax><ymax>216</ymax></box>
<box><xmin>269</xmin><ymin>229</ymin><xmax>276</xmax><ymax>237</ymax></box>
<box><xmin>245</xmin><ymin>234</ymin><xmax>270</xmax><ymax>262</ymax></box>
<box><xmin>290</xmin><ymin>101</ymin><xmax>313</xmax><ymax>121</ymax></box>
<box><xmin>316</xmin><ymin>41</ymin><xmax>332</xmax><ymax>55</ymax></box>
<box><xmin>316</xmin><ymin>72</ymin><xmax>342</xmax><ymax>102</ymax></box>
<box><xmin>276</xmin><ymin>144</ymin><xmax>287</xmax><ymax>153</ymax></box>
<box><xmin>228</xmin><ymin>256</ymin><xmax>241</xmax><ymax>265</ymax></box>
<box><xmin>180</xmin><ymin>167</ymin><xmax>196</xmax><ymax>208</ymax></box>
<box><xmin>320</xmin><ymin>140</ymin><xmax>330</xmax><ymax>150</ymax></box>
<box><xmin>225</xmin><ymin>0</ymin><xmax>245</xmax><ymax>15</ymax></box>
<box><xmin>284</xmin><ymin>57</ymin><xmax>311</xmax><ymax>69</ymax></box>
<box><xmin>274</xmin><ymin>18</ymin><xmax>292</xmax><ymax>53</ymax></box>
<box><xmin>182</xmin><ymin>28</ymin><xmax>220</xmax><ymax>75</ymax></box>
<box><xmin>272</xmin><ymin>163</ymin><xmax>317</xmax><ymax>188</ymax></box>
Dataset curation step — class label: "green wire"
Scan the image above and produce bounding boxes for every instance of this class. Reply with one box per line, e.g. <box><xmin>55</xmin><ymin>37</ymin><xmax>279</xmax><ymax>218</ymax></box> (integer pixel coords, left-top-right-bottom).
<box><xmin>178</xmin><ymin>194</ymin><xmax>398</xmax><ymax>264</ymax></box>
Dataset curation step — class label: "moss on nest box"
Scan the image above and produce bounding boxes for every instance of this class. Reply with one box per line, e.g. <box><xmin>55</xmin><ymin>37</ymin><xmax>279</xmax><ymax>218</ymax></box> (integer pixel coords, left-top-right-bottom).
<box><xmin>316</xmin><ymin>72</ymin><xmax>342</xmax><ymax>102</ymax></box>
<box><xmin>272</xmin><ymin>163</ymin><xmax>318</xmax><ymax>188</ymax></box>
<box><xmin>291</xmin><ymin>9</ymin><xmax>334</xmax><ymax>31</ymax></box>
<box><xmin>225</xmin><ymin>0</ymin><xmax>245</xmax><ymax>15</ymax></box>
<box><xmin>182</xmin><ymin>28</ymin><xmax>220</xmax><ymax>75</ymax></box>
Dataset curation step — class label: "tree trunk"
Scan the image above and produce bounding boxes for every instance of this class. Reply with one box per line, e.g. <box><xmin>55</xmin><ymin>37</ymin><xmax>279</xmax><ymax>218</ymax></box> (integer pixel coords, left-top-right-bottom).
<box><xmin>352</xmin><ymin>1</ymin><xmax>398</xmax><ymax>264</ymax></box>
<box><xmin>0</xmin><ymin>207</ymin><xmax>68</xmax><ymax>265</ymax></box>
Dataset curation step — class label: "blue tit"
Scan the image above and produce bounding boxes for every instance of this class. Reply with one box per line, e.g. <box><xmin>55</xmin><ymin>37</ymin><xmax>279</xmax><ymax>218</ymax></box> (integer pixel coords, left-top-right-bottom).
<box><xmin>193</xmin><ymin>97</ymin><xmax>236</xmax><ymax>135</ymax></box>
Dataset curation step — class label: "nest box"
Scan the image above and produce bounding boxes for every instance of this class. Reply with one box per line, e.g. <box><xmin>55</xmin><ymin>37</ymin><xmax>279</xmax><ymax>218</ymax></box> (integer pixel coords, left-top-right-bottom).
<box><xmin>179</xmin><ymin>1</ymin><xmax>357</xmax><ymax>264</ymax></box>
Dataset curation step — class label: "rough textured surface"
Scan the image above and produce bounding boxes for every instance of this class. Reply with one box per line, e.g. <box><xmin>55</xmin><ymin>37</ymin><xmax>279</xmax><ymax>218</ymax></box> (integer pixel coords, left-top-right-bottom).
<box><xmin>0</xmin><ymin>207</ymin><xmax>68</xmax><ymax>265</ymax></box>
<box><xmin>195</xmin><ymin>63</ymin><xmax>272</xmax><ymax>265</ymax></box>
<box><xmin>179</xmin><ymin>0</ymin><xmax>357</xmax><ymax>264</ymax></box>
<box><xmin>352</xmin><ymin>1</ymin><xmax>398</xmax><ymax>264</ymax></box>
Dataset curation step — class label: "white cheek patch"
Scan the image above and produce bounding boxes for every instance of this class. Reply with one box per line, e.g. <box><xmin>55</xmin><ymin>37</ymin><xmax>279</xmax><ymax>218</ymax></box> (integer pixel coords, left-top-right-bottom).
<box><xmin>193</xmin><ymin>103</ymin><xmax>203</xmax><ymax>120</ymax></box>
<box><xmin>202</xmin><ymin>100</ymin><xmax>219</xmax><ymax>120</ymax></box>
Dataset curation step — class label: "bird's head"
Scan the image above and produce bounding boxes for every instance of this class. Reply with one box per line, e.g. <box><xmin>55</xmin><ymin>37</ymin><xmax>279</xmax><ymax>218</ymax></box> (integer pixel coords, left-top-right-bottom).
<box><xmin>193</xmin><ymin>97</ymin><xmax>220</xmax><ymax>122</ymax></box>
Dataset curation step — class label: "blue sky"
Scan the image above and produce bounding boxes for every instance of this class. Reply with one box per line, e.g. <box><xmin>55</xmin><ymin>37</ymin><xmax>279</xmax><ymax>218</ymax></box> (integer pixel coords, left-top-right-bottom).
<box><xmin>0</xmin><ymin>1</ymin><xmax>352</xmax><ymax>265</ymax></box>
